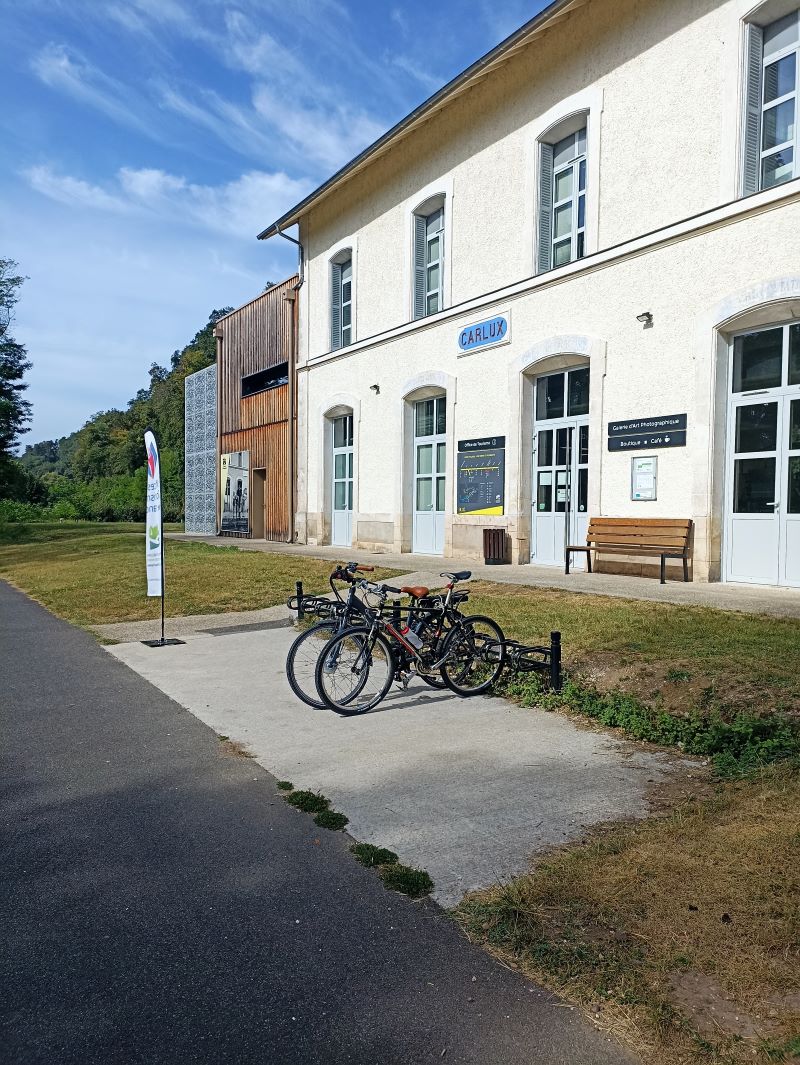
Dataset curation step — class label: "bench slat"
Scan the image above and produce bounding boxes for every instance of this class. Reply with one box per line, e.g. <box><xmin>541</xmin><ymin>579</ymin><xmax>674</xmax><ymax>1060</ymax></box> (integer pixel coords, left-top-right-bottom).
<box><xmin>586</xmin><ymin>518</ymin><xmax>691</xmax><ymax>528</ymax></box>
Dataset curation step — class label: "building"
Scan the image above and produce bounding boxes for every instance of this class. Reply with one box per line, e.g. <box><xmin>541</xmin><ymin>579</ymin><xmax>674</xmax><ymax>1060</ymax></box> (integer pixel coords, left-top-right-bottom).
<box><xmin>213</xmin><ymin>277</ymin><xmax>299</xmax><ymax>540</ymax></box>
<box><xmin>257</xmin><ymin>0</ymin><xmax>800</xmax><ymax>587</ymax></box>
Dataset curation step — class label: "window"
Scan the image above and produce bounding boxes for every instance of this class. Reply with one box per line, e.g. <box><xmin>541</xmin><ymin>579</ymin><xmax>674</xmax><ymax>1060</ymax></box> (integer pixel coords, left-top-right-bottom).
<box><xmin>241</xmin><ymin>362</ymin><xmax>288</xmax><ymax>398</ymax></box>
<box><xmin>538</xmin><ymin>123</ymin><xmax>587</xmax><ymax>272</ymax></box>
<box><xmin>742</xmin><ymin>9</ymin><xmax>800</xmax><ymax>194</ymax></box>
<box><xmin>331</xmin><ymin>251</ymin><xmax>353</xmax><ymax>350</ymax></box>
<box><xmin>413</xmin><ymin>200</ymin><xmax>445</xmax><ymax>319</ymax></box>
<box><xmin>535</xmin><ymin>367</ymin><xmax>590</xmax><ymax>420</ymax></box>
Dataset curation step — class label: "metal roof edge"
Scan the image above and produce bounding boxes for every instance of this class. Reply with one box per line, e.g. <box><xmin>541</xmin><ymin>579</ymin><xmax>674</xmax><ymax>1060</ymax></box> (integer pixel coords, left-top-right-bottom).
<box><xmin>257</xmin><ymin>0</ymin><xmax>579</xmax><ymax>241</ymax></box>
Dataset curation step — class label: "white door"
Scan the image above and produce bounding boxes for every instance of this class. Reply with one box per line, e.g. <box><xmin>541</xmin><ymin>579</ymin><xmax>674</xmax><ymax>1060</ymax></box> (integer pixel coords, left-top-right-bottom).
<box><xmin>531</xmin><ymin>367</ymin><xmax>590</xmax><ymax>567</ymax></box>
<box><xmin>725</xmin><ymin>323</ymin><xmax>800</xmax><ymax>586</ymax></box>
<box><xmin>331</xmin><ymin>414</ymin><xmax>353</xmax><ymax>547</ymax></box>
<box><xmin>413</xmin><ymin>396</ymin><xmax>446</xmax><ymax>555</ymax></box>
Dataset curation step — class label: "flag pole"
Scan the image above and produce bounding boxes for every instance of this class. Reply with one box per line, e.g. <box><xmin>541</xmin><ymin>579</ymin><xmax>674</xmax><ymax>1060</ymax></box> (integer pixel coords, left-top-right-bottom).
<box><xmin>160</xmin><ymin>484</ymin><xmax>165</xmax><ymax>646</ymax></box>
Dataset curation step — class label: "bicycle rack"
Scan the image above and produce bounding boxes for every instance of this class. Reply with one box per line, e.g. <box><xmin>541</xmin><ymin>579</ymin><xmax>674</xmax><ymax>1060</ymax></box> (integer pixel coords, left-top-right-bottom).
<box><xmin>501</xmin><ymin>631</ymin><xmax>562</xmax><ymax>691</ymax></box>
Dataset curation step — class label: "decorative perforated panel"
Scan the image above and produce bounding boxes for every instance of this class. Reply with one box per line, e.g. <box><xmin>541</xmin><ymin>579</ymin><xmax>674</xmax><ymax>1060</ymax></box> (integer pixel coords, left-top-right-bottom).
<box><xmin>184</xmin><ymin>364</ymin><xmax>217</xmax><ymax>534</ymax></box>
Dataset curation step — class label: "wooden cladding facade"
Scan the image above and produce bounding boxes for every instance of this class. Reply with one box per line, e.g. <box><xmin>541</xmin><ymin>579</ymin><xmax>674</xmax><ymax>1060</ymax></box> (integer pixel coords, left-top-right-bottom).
<box><xmin>217</xmin><ymin>275</ymin><xmax>297</xmax><ymax>437</ymax></box>
<box><xmin>216</xmin><ymin>275</ymin><xmax>298</xmax><ymax>541</ymax></box>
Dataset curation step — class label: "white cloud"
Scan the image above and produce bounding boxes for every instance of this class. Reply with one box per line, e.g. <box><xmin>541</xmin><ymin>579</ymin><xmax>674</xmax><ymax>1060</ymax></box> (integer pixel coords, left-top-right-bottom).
<box><xmin>30</xmin><ymin>42</ymin><xmax>150</xmax><ymax>134</ymax></box>
<box><xmin>25</xmin><ymin>163</ymin><xmax>311</xmax><ymax>239</ymax></box>
<box><xmin>252</xmin><ymin>85</ymin><xmax>384</xmax><ymax>173</ymax></box>
<box><xmin>390</xmin><ymin>55</ymin><xmax>443</xmax><ymax>94</ymax></box>
<box><xmin>25</xmin><ymin>166</ymin><xmax>130</xmax><ymax>212</ymax></box>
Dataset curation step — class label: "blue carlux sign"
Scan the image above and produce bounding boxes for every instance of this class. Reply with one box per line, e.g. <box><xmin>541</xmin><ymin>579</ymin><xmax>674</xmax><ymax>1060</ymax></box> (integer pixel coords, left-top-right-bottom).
<box><xmin>458</xmin><ymin>314</ymin><xmax>509</xmax><ymax>353</ymax></box>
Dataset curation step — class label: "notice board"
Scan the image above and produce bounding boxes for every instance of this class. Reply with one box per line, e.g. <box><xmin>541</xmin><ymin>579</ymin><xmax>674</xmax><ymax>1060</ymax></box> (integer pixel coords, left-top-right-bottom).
<box><xmin>457</xmin><ymin>437</ymin><xmax>505</xmax><ymax>516</ymax></box>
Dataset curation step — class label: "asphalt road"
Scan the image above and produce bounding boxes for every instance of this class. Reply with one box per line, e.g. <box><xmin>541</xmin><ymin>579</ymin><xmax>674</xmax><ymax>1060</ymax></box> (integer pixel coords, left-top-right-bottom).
<box><xmin>0</xmin><ymin>582</ymin><xmax>634</xmax><ymax>1065</ymax></box>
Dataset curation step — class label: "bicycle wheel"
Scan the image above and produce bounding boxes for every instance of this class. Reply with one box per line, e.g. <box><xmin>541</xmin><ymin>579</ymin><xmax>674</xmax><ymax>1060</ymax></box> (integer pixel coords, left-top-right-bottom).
<box><xmin>315</xmin><ymin>626</ymin><xmax>395</xmax><ymax>715</ymax></box>
<box><xmin>286</xmin><ymin>619</ymin><xmax>341</xmax><ymax>709</ymax></box>
<box><xmin>439</xmin><ymin>615</ymin><xmax>505</xmax><ymax>696</ymax></box>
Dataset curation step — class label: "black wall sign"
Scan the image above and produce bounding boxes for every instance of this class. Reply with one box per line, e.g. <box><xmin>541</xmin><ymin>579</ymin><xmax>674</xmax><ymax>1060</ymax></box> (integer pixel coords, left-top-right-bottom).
<box><xmin>608</xmin><ymin>413</ymin><xmax>687</xmax><ymax>438</ymax></box>
<box><xmin>608</xmin><ymin>430</ymin><xmax>687</xmax><ymax>452</ymax></box>
<box><xmin>458</xmin><ymin>435</ymin><xmax>506</xmax><ymax>451</ymax></box>
<box><xmin>457</xmin><ymin>442</ymin><xmax>505</xmax><ymax>515</ymax></box>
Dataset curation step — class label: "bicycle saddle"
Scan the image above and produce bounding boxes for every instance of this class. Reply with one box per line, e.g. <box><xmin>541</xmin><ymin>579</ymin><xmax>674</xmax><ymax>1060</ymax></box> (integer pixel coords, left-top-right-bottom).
<box><xmin>400</xmin><ymin>585</ymin><xmax>429</xmax><ymax>599</ymax></box>
<box><xmin>441</xmin><ymin>570</ymin><xmax>472</xmax><ymax>581</ymax></box>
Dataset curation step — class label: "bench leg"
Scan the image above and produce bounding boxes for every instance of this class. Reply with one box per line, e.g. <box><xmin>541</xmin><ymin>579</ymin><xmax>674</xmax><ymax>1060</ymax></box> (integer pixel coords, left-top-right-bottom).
<box><xmin>660</xmin><ymin>554</ymin><xmax>666</xmax><ymax>584</ymax></box>
<box><xmin>683</xmin><ymin>556</ymin><xmax>689</xmax><ymax>582</ymax></box>
<box><xmin>586</xmin><ymin>551</ymin><xmax>592</xmax><ymax>573</ymax></box>
<box><xmin>565</xmin><ymin>549</ymin><xmax>571</xmax><ymax>575</ymax></box>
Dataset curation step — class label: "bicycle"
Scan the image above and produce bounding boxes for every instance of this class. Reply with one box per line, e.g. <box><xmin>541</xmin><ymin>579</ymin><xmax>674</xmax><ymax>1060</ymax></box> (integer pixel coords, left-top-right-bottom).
<box><xmin>314</xmin><ymin>571</ymin><xmax>505</xmax><ymax>715</ymax></box>
<box><xmin>285</xmin><ymin>563</ymin><xmax>471</xmax><ymax>708</ymax></box>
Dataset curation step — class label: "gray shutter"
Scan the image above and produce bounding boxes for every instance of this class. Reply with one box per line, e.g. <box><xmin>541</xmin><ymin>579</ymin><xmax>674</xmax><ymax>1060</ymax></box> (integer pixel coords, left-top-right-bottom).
<box><xmin>742</xmin><ymin>22</ymin><xmax>764</xmax><ymax>196</ymax></box>
<box><xmin>330</xmin><ymin>262</ymin><xmax>342</xmax><ymax>350</ymax></box>
<box><xmin>537</xmin><ymin>142</ymin><xmax>554</xmax><ymax>273</ymax></box>
<box><xmin>413</xmin><ymin>213</ymin><xmax>426</xmax><ymax>319</ymax></box>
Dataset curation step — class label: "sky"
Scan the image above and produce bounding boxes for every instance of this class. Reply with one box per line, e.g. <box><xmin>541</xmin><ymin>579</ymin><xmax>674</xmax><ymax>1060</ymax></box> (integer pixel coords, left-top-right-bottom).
<box><xmin>2</xmin><ymin>0</ymin><xmax>546</xmax><ymax>445</ymax></box>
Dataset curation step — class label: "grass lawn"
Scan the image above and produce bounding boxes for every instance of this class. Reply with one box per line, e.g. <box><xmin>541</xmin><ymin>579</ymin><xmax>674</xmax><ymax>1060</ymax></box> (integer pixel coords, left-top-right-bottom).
<box><xmin>0</xmin><ymin>522</ymin><xmax>397</xmax><ymax>627</ymax></box>
<box><xmin>467</xmin><ymin>582</ymin><xmax>800</xmax><ymax>717</ymax></box>
<box><xmin>457</xmin><ymin>765</ymin><xmax>800</xmax><ymax>1065</ymax></box>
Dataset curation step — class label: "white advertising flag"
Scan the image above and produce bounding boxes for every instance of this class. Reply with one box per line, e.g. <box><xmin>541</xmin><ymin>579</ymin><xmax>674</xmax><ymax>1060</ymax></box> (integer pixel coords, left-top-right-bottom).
<box><xmin>144</xmin><ymin>430</ymin><xmax>163</xmax><ymax>597</ymax></box>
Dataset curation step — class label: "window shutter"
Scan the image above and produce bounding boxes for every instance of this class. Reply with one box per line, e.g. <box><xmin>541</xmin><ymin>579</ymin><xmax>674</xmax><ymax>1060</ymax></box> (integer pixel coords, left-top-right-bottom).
<box><xmin>742</xmin><ymin>22</ymin><xmax>764</xmax><ymax>196</ymax></box>
<box><xmin>537</xmin><ymin>142</ymin><xmax>554</xmax><ymax>273</ymax></box>
<box><xmin>331</xmin><ymin>262</ymin><xmax>342</xmax><ymax>349</ymax></box>
<box><xmin>413</xmin><ymin>213</ymin><xmax>426</xmax><ymax>319</ymax></box>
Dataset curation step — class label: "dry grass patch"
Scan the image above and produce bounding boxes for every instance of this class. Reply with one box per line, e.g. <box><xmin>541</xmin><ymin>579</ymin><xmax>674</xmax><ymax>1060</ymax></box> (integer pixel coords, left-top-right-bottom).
<box><xmin>0</xmin><ymin>523</ymin><xmax>397</xmax><ymax>627</ymax></box>
<box><xmin>456</xmin><ymin>765</ymin><xmax>800</xmax><ymax>1064</ymax></box>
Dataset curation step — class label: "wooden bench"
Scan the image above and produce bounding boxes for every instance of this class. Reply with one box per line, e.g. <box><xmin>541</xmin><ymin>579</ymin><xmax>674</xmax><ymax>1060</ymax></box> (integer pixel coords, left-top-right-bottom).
<box><xmin>565</xmin><ymin>517</ymin><xmax>692</xmax><ymax>584</ymax></box>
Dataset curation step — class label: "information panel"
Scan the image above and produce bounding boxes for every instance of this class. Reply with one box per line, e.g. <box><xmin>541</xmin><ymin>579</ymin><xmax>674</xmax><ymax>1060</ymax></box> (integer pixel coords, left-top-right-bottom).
<box><xmin>457</xmin><ymin>438</ymin><xmax>505</xmax><ymax>515</ymax></box>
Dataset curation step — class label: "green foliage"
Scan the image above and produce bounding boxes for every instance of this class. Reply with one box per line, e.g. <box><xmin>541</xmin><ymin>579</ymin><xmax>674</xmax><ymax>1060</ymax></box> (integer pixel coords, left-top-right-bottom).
<box><xmin>283</xmin><ymin>790</ymin><xmax>330</xmax><ymax>814</ymax></box>
<box><xmin>350</xmin><ymin>843</ymin><xmax>399</xmax><ymax>867</ymax></box>
<box><xmin>10</xmin><ymin>306</ymin><xmax>233</xmax><ymax>520</ymax></box>
<box><xmin>501</xmin><ymin>672</ymin><xmax>800</xmax><ymax>778</ymax></box>
<box><xmin>378</xmin><ymin>864</ymin><xmax>434</xmax><ymax>898</ymax></box>
<box><xmin>313</xmin><ymin>809</ymin><xmax>349</xmax><ymax>831</ymax></box>
<box><xmin>275</xmin><ymin>780</ymin><xmax>294</xmax><ymax>791</ymax></box>
<box><xmin>0</xmin><ymin>260</ymin><xmax>32</xmax><ymax>480</ymax></box>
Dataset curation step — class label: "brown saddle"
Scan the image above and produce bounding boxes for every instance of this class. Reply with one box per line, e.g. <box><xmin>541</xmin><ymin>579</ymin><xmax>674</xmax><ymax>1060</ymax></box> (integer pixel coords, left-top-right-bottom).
<box><xmin>400</xmin><ymin>585</ymin><xmax>429</xmax><ymax>599</ymax></box>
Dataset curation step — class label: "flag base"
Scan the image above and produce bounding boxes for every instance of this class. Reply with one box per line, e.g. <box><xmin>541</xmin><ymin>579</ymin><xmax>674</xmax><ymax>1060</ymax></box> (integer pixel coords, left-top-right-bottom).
<box><xmin>141</xmin><ymin>638</ymin><xmax>185</xmax><ymax>647</ymax></box>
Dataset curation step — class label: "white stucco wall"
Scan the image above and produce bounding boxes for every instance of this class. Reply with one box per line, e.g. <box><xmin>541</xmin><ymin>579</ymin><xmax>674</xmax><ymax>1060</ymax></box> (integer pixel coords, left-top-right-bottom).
<box><xmin>298</xmin><ymin>0</ymin><xmax>754</xmax><ymax>361</ymax></box>
<box><xmin>298</xmin><ymin>193</ymin><xmax>800</xmax><ymax>578</ymax></box>
<box><xmin>285</xmin><ymin>0</ymin><xmax>800</xmax><ymax>582</ymax></box>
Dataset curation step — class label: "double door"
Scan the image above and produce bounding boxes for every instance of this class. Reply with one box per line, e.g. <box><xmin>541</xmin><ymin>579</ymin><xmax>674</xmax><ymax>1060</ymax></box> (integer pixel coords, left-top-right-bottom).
<box><xmin>726</xmin><ymin>393</ymin><xmax>800</xmax><ymax>585</ymax></box>
<box><xmin>532</xmin><ymin>419</ymin><xmax>589</xmax><ymax>566</ymax></box>
<box><xmin>725</xmin><ymin>323</ymin><xmax>800</xmax><ymax>586</ymax></box>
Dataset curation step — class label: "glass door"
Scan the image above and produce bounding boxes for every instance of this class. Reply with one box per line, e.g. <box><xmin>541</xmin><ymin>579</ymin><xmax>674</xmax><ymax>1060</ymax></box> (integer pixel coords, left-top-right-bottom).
<box><xmin>413</xmin><ymin>397</ymin><xmax>446</xmax><ymax>554</ymax></box>
<box><xmin>331</xmin><ymin>414</ymin><xmax>353</xmax><ymax>546</ymax></box>
<box><xmin>531</xmin><ymin>367</ymin><xmax>590</xmax><ymax>566</ymax></box>
<box><xmin>725</xmin><ymin>323</ymin><xmax>800</xmax><ymax>586</ymax></box>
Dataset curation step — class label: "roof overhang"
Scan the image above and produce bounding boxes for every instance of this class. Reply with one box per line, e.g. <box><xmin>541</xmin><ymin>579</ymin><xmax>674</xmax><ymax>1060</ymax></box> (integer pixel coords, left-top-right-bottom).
<box><xmin>257</xmin><ymin>0</ymin><xmax>584</xmax><ymax>240</ymax></box>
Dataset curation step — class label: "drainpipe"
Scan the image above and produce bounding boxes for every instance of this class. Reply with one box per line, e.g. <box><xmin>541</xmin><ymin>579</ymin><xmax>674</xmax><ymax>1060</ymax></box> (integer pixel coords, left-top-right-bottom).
<box><xmin>276</xmin><ymin>224</ymin><xmax>304</xmax><ymax>544</ymax></box>
<box><xmin>213</xmin><ymin>325</ymin><xmax>224</xmax><ymax>536</ymax></box>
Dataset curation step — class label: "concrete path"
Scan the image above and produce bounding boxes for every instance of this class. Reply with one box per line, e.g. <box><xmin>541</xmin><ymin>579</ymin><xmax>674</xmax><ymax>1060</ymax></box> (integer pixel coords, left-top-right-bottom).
<box><xmin>172</xmin><ymin>533</ymin><xmax>800</xmax><ymax>618</ymax></box>
<box><xmin>108</xmin><ymin>618</ymin><xmax>689</xmax><ymax>908</ymax></box>
<box><xmin>0</xmin><ymin>581</ymin><xmax>635</xmax><ymax>1065</ymax></box>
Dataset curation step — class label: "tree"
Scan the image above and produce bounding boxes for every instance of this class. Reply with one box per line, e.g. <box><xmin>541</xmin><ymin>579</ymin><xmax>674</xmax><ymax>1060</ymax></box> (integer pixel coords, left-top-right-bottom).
<box><xmin>0</xmin><ymin>260</ymin><xmax>33</xmax><ymax>497</ymax></box>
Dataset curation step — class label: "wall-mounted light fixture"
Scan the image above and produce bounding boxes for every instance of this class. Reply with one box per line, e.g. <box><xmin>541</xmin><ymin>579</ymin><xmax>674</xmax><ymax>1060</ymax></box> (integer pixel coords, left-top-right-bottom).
<box><xmin>369</xmin><ymin>383</ymin><xmax>380</xmax><ymax>395</ymax></box>
<box><xmin>636</xmin><ymin>311</ymin><xmax>653</xmax><ymax>328</ymax></box>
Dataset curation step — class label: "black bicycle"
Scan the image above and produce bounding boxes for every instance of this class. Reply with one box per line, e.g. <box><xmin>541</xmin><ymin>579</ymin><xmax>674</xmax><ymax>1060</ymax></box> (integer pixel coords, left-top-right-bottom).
<box><xmin>285</xmin><ymin>563</ymin><xmax>471</xmax><ymax>708</ymax></box>
<box><xmin>314</xmin><ymin>571</ymin><xmax>505</xmax><ymax>715</ymax></box>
